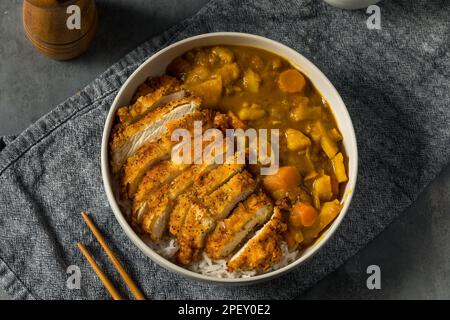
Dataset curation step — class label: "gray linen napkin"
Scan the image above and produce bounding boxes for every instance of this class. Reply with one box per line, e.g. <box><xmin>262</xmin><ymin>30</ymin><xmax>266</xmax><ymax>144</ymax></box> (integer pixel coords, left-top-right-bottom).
<box><xmin>0</xmin><ymin>0</ymin><xmax>449</xmax><ymax>300</ymax></box>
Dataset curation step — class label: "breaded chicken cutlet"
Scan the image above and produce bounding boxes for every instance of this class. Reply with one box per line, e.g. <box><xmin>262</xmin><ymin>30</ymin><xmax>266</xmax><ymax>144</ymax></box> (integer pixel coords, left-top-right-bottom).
<box><xmin>228</xmin><ymin>207</ymin><xmax>286</xmax><ymax>272</ymax></box>
<box><xmin>110</xmin><ymin>96</ymin><xmax>201</xmax><ymax>173</ymax></box>
<box><xmin>109</xmin><ymin>75</ymin><xmax>292</xmax><ymax>274</ymax></box>
<box><xmin>204</xmin><ymin>192</ymin><xmax>273</xmax><ymax>260</ymax></box>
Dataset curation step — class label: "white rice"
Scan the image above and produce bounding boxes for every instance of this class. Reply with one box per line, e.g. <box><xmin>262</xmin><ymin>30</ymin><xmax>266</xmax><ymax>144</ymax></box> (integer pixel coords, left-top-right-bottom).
<box><xmin>117</xmin><ymin>178</ymin><xmax>300</xmax><ymax>278</ymax></box>
<box><xmin>189</xmin><ymin>252</ymin><xmax>258</xmax><ymax>279</ymax></box>
<box><xmin>142</xmin><ymin>234</ymin><xmax>300</xmax><ymax>279</ymax></box>
<box><xmin>142</xmin><ymin>235</ymin><xmax>180</xmax><ymax>260</ymax></box>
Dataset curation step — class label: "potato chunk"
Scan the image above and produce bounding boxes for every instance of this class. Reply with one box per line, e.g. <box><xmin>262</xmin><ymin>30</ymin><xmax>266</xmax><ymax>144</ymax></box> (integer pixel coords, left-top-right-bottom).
<box><xmin>238</xmin><ymin>104</ymin><xmax>266</xmax><ymax>121</ymax></box>
<box><xmin>284</xmin><ymin>225</ymin><xmax>304</xmax><ymax>249</ymax></box>
<box><xmin>321</xmin><ymin>135</ymin><xmax>339</xmax><ymax>159</ymax></box>
<box><xmin>243</xmin><ymin>69</ymin><xmax>261</xmax><ymax>93</ymax></box>
<box><xmin>313</xmin><ymin>175</ymin><xmax>333</xmax><ymax>201</ymax></box>
<box><xmin>316</xmin><ymin>121</ymin><xmax>338</xmax><ymax>159</ymax></box>
<box><xmin>332</xmin><ymin>153</ymin><xmax>348</xmax><ymax>183</ymax></box>
<box><xmin>185</xmin><ymin>65</ymin><xmax>211</xmax><ymax>84</ymax></box>
<box><xmin>285</xmin><ymin>128</ymin><xmax>311</xmax><ymax>151</ymax></box>
<box><xmin>238</xmin><ymin>108</ymin><xmax>266</xmax><ymax>121</ymax></box>
<box><xmin>303</xmin><ymin>200</ymin><xmax>342</xmax><ymax>240</ymax></box>
<box><xmin>212</xmin><ymin>46</ymin><xmax>234</xmax><ymax>63</ymax></box>
<box><xmin>216</xmin><ymin>63</ymin><xmax>240</xmax><ymax>86</ymax></box>
<box><xmin>167</xmin><ymin>56</ymin><xmax>191</xmax><ymax>75</ymax></box>
<box><xmin>290</xmin><ymin>105</ymin><xmax>322</xmax><ymax>122</ymax></box>
<box><xmin>188</xmin><ymin>77</ymin><xmax>223</xmax><ymax>106</ymax></box>
<box><xmin>329</xmin><ymin>128</ymin><xmax>343</xmax><ymax>141</ymax></box>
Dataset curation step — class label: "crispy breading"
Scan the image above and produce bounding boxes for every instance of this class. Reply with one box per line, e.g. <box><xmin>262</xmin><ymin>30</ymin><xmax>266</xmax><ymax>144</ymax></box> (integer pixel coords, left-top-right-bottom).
<box><xmin>120</xmin><ymin>110</ymin><xmax>212</xmax><ymax>197</ymax></box>
<box><xmin>192</xmin><ymin>161</ymin><xmax>244</xmax><ymax>198</ymax></box>
<box><xmin>202</xmin><ymin>170</ymin><xmax>256</xmax><ymax>220</ymax></box>
<box><xmin>168</xmin><ymin>159</ymin><xmax>244</xmax><ymax>237</ymax></box>
<box><xmin>121</xmin><ymin>137</ymin><xmax>172</xmax><ymax>198</ymax></box>
<box><xmin>167</xmin><ymin>194</ymin><xmax>194</xmax><ymax>237</ymax></box>
<box><xmin>141</xmin><ymin>194</ymin><xmax>172</xmax><ymax>240</ymax></box>
<box><xmin>227</xmin><ymin>111</ymin><xmax>248</xmax><ymax>129</ymax></box>
<box><xmin>110</xmin><ymin>97</ymin><xmax>200</xmax><ymax>173</ymax></box>
<box><xmin>173</xmin><ymin>169</ymin><xmax>256</xmax><ymax>265</ymax></box>
<box><xmin>213</xmin><ymin>111</ymin><xmax>247</xmax><ymax>132</ymax></box>
<box><xmin>119</xmin><ymin>75</ymin><xmax>183</xmax><ymax>123</ymax></box>
<box><xmin>112</xmin><ymin>97</ymin><xmax>197</xmax><ymax>149</ymax></box>
<box><xmin>141</xmin><ymin>161</ymin><xmax>219</xmax><ymax>241</ymax></box>
<box><xmin>176</xmin><ymin>203</ymin><xmax>215</xmax><ymax>265</ymax></box>
<box><xmin>227</xmin><ymin>207</ymin><xmax>286</xmax><ymax>272</ymax></box>
<box><xmin>132</xmin><ymin>160</ymin><xmax>191</xmax><ymax>218</ymax></box>
<box><xmin>204</xmin><ymin>192</ymin><xmax>273</xmax><ymax>260</ymax></box>
<box><xmin>130</xmin><ymin>83</ymin><xmax>153</xmax><ymax>104</ymax></box>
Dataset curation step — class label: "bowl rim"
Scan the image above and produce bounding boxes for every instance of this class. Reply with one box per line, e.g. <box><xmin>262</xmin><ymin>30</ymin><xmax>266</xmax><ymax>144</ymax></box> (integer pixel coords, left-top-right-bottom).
<box><xmin>101</xmin><ymin>32</ymin><xmax>358</xmax><ymax>284</ymax></box>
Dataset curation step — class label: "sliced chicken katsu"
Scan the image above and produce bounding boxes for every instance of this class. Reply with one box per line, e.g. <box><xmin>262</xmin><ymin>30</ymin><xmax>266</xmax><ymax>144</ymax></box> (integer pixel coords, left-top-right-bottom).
<box><xmin>110</xmin><ymin>96</ymin><xmax>200</xmax><ymax>173</ymax></box>
<box><xmin>121</xmin><ymin>109</ymin><xmax>213</xmax><ymax>197</ymax></box>
<box><xmin>204</xmin><ymin>192</ymin><xmax>273</xmax><ymax>260</ymax></box>
<box><xmin>227</xmin><ymin>207</ymin><xmax>287</xmax><ymax>272</ymax></box>
<box><xmin>139</xmin><ymin>134</ymin><xmax>236</xmax><ymax>238</ymax></box>
<box><xmin>168</xmin><ymin>193</ymin><xmax>194</xmax><ymax>237</ymax></box>
<box><xmin>121</xmin><ymin>137</ymin><xmax>171</xmax><ymax>198</ymax></box>
<box><xmin>117</xmin><ymin>75</ymin><xmax>184</xmax><ymax>124</ymax></box>
<box><xmin>140</xmin><ymin>160</ymin><xmax>220</xmax><ymax>240</ymax></box>
<box><xmin>193</xmin><ymin>161</ymin><xmax>245</xmax><ymax>198</ymax></box>
<box><xmin>168</xmin><ymin>159</ymin><xmax>244</xmax><ymax>237</ymax></box>
<box><xmin>133</xmin><ymin>124</ymin><xmax>232</xmax><ymax>210</ymax></box>
<box><xmin>202</xmin><ymin>170</ymin><xmax>256</xmax><ymax>220</ymax></box>
<box><xmin>132</xmin><ymin>160</ymin><xmax>191</xmax><ymax>218</ymax></box>
<box><xmin>177</xmin><ymin>203</ymin><xmax>216</xmax><ymax>265</ymax></box>
<box><xmin>175</xmin><ymin>171</ymin><xmax>256</xmax><ymax>265</ymax></box>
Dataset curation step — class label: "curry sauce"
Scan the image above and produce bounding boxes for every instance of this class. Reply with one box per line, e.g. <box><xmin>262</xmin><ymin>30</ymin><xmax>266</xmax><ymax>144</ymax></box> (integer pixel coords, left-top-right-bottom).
<box><xmin>167</xmin><ymin>45</ymin><xmax>348</xmax><ymax>248</ymax></box>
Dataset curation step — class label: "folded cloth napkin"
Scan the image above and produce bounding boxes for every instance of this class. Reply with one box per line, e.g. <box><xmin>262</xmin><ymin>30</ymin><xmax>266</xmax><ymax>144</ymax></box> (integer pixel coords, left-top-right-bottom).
<box><xmin>0</xmin><ymin>0</ymin><xmax>449</xmax><ymax>300</ymax></box>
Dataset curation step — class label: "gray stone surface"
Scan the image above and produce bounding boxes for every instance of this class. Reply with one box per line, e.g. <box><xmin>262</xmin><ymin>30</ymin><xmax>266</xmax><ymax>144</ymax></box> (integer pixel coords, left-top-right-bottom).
<box><xmin>302</xmin><ymin>163</ymin><xmax>450</xmax><ymax>300</ymax></box>
<box><xmin>0</xmin><ymin>0</ymin><xmax>448</xmax><ymax>300</ymax></box>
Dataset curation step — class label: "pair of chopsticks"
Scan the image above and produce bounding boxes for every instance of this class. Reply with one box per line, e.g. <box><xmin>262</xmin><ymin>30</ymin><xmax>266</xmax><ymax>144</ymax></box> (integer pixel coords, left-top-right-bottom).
<box><xmin>77</xmin><ymin>212</ymin><xmax>145</xmax><ymax>300</ymax></box>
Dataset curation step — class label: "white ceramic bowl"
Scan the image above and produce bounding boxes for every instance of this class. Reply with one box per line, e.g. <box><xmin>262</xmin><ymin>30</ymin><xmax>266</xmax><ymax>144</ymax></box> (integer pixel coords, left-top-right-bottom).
<box><xmin>101</xmin><ymin>32</ymin><xmax>358</xmax><ymax>285</ymax></box>
<box><xmin>323</xmin><ymin>0</ymin><xmax>381</xmax><ymax>9</ymax></box>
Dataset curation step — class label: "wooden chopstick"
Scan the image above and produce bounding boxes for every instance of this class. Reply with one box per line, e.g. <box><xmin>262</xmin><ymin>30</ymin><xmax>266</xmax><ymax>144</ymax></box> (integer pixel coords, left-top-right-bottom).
<box><xmin>81</xmin><ymin>212</ymin><xmax>146</xmax><ymax>300</ymax></box>
<box><xmin>76</xmin><ymin>243</ymin><xmax>123</xmax><ymax>300</ymax></box>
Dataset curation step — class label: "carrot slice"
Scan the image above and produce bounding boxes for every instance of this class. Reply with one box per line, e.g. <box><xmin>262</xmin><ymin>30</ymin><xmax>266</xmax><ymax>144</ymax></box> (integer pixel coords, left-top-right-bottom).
<box><xmin>278</xmin><ymin>69</ymin><xmax>306</xmax><ymax>93</ymax></box>
<box><xmin>263</xmin><ymin>166</ymin><xmax>301</xmax><ymax>194</ymax></box>
<box><xmin>290</xmin><ymin>202</ymin><xmax>318</xmax><ymax>227</ymax></box>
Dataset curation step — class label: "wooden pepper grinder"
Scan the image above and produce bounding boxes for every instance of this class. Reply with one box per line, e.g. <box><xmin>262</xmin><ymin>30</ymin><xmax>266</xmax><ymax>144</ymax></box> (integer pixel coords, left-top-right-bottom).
<box><xmin>22</xmin><ymin>0</ymin><xmax>97</xmax><ymax>60</ymax></box>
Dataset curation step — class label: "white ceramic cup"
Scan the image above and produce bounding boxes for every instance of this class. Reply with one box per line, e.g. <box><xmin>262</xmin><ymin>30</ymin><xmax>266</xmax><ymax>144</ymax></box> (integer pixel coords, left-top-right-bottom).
<box><xmin>101</xmin><ymin>32</ymin><xmax>358</xmax><ymax>285</ymax></box>
<box><xmin>324</xmin><ymin>0</ymin><xmax>381</xmax><ymax>9</ymax></box>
